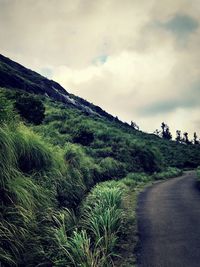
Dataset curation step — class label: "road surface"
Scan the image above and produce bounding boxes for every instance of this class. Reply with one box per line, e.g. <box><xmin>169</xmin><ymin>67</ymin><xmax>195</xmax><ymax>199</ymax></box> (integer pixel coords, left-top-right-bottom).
<box><xmin>137</xmin><ymin>171</ymin><xmax>200</xmax><ymax>267</ymax></box>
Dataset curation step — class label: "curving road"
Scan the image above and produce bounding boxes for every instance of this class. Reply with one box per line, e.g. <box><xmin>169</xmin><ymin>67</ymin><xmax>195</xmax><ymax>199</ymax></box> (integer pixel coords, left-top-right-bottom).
<box><xmin>136</xmin><ymin>171</ymin><xmax>200</xmax><ymax>267</ymax></box>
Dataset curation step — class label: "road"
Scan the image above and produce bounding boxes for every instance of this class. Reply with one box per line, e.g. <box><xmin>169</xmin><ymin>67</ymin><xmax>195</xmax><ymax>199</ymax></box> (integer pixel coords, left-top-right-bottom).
<box><xmin>136</xmin><ymin>171</ymin><xmax>200</xmax><ymax>267</ymax></box>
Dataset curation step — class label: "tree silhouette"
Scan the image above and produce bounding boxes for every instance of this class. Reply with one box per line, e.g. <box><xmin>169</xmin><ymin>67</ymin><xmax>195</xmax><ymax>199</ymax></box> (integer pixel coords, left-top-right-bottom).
<box><xmin>183</xmin><ymin>132</ymin><xmax>190</xmax><ymax>144</ymax></box>
<box><xmin>194</xmin><ymin>132</ymin><xmax>199</xmax><ymax>145</ymax></box>
<box><xmin>176</xmin><ymin>130</ymin><xmax>182</xmax><ymax>143</ymax></box>
<box><xmin>131</xmin><ymin>121</ymin><xmax>139</xmax><ymax>130</ymax></box>
<box><xmin>161</xmin><ymin>122</ymin><xmax>172</xmax><ymax>140</ymax></box>
<box><xmin>154</xmin><ymin>129</ymin><xmax>161</xmax><ymax>137</ymax></box>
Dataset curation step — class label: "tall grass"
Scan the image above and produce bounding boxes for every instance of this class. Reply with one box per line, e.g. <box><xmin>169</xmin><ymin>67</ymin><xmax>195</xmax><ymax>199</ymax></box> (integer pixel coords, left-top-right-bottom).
<box><xmin>0</xmin><ymin>120</ymin><xmax>108</xmax><ymax>266</ymax></box>
<box><xmin>0</xmin><ymin>123</ymin><xmax>66</xmax><ymax>265</ymax></box>
<box><xmin>64</xmin><ymin>143</ymin><xmax>94</xmax><ymax>188</ymax></box>
<box><xmin>54</xmin><ymin>181</ymin><xmax>124</xmax><ymax>266</ymax></box>
<box><xmin>82</xmin><ymin>183</ymin><xmax>124</xmax><ymax>256</ymax></box>
<box><xmin>54</xmin><ymin>228</ymin><xmax>104</xmax><ymax>267</ymax></box>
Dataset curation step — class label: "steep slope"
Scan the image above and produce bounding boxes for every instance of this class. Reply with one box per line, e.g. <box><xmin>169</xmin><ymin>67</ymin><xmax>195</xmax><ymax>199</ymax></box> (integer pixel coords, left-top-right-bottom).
<box><xmin>0</xmin><ymin>53</ymin><xmax>200</xmax><ymax>170</ymax></box>
<box><xmin>0</xmin><ymin>54</ymin><xmax>115</xmax><ymax>120</ymax></box>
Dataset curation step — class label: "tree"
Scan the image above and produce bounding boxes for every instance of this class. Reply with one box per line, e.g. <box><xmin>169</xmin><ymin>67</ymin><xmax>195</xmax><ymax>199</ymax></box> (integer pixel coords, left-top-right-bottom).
<box><xmin>154</xmin><ymin>129</ymin><xmax>161</xmax><ymax>137</ymax></box>
<box><xmin>194</xmin><ymin>132</ymin><xmax>199</xmax><ymax>145</ymax></box>
<box><xmin>176</xmin><ymin>130</ymin><xmax>182</xmax><ymax>143</ymax></box>
<box><xmin>183</xmin><ymin>132</ymin><xmax>190</xmax><ymax>144</ymax></box>
<box><xmin>131</xmin><ymin>121</ymin><xmax>139</xmax><ymax>130</ymax></box>
<box><xmin>161</xmin><ymin>122</ymin><xmax>172</xmax><ymax>140</ymax></box>
<box><xmin>14</xmin><ymin>94</ymin><xmax>45</xmax><ymax>125</ymax></box>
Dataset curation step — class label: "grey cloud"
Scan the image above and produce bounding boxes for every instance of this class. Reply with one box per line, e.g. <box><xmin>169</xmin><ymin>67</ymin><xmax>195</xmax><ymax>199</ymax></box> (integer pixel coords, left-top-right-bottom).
<box><xmin>160</xmin><ymin>14</ymin><xmax>199</xmax><ymax>39</ymax></box>
<box><xmin>139</xmin><ymin>92</ymin><xmax>200</xmax><ymax>116</ymax></box>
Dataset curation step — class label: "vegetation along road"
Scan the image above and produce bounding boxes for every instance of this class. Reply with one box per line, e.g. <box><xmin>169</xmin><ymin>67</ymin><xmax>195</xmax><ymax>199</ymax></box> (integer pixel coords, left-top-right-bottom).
<box><xmin>137</xmin><ymin>171</ymin><xmax>200</xmax><ymax>267</ymax></box>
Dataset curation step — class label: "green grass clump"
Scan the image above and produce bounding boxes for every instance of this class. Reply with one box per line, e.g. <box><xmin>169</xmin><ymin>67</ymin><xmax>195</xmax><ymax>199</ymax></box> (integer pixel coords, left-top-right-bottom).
<box><xmin>0</xmin><ymin>124</ymin><xmax>50</xmax><ymax>266</ymax></box>
<box><xmin>99</xmin><ymin>157</ymin><xmax>126</xmax><ymax>181</ymax></box>
<box><xmin>123</xmin><ymin>172</ymin><xmax>151</xmax><ymax>185</ymax></box>
<box><xmin>14</xmin><ymin>125</ymin><xmax>55</xmax><ymax>174</ymax></box>
<box><xmin>82</xmin><ymin>182</ymin><xmax>124</xmax><ymax>262</ymax></box>
<box><xmin>54</xmin><ymin>181</ymin><xmax>125</xmax><ymax>266</ymax></box>
<box><xmin>55</xmin><ymin>229</ymin><xmax>103</xmax><ymax>267</ymax></box>
<box><xmin>0</xmin><ymin>123</ymin><xmax>80</xmax><ymax>266</ymax></box>
<box><xmin>152</xmin><ymin>167</ymin><xmax>182</xmax><ymax>180</ymax></box>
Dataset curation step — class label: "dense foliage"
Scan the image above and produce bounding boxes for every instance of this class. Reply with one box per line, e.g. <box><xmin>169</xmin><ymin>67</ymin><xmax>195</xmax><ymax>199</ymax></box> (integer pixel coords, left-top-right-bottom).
<box><xmin>14</xmin><ymin>94</ymin><xmax>45</xmax><ymax>125</ymax></box>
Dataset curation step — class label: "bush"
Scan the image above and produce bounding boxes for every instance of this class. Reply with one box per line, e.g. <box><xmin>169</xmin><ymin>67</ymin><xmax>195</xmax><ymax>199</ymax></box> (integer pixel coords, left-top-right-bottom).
<box><xmin>14</xmin><ymin>94</ymin><xmax>45</xmax><ymax>125</ymax></box>
<box><xmin>152</xmin><ymin>167</ymin><xmax>182</xmax><ymax>180</ymax></box>
<box><xmin>124</xmin><ymin>172</ymin><xmax>151</xmax><ymax>185</ymax></box>
<box><xmin>99</xmin><ymin>157</ymin><xmax>126</xmax><ymax>181</ymax></box>
<box><xmin>130</xmin><ymin>145</ymin><xmax>163</xmax><ymax>174</ymax></box>
<box><xmin>73</xmin><ymin>127</ymin><xmax>94</xmax><ymax>146</ymax></box>
<box><xmin>64</xmin><ymin>144</ymin><xmax>94</xmax><ymax>188</ymax></box>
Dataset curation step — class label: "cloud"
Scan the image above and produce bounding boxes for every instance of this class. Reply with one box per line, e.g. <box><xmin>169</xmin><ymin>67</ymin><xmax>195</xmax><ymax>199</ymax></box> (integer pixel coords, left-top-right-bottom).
<box><xmin>0</xmin><ymin>0</ymin><xmax>200</xmax><ymax>136</ymax></box>
<box><xmin>39</xmin><ymin>67</ymin><xmax>53</xmax><ymax>79</ymax></box>
<box><xmin>165</xmin><ymin>14</ymin><xmax>198</xmax><ymax>34</ymax></box>
<box><xmin>159</xmin><ymin>14</ymin><xmax>199</xmax><ymax>41</ymax></box>
<box><xmin>139</xmin><ymin>81</ymin><xmax>200</xmax><ymax>116</ymax></box>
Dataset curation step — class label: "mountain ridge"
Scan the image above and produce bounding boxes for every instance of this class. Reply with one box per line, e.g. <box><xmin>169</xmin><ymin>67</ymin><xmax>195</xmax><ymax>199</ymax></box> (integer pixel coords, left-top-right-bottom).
<box><xmin>0</xmin><ymin>54</ymin><xmax>121</xmax><ymax>122</ymax></box>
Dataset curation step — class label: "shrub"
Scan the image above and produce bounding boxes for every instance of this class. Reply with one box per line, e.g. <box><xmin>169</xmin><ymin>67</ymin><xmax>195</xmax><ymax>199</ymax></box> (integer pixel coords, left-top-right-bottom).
<box><xmin>64</xmin><ymin>144</ymin><xmax>95</xmax><ymax>188</ymax></box>
<box><xmin>14</xmin><ymin>94</ymin><xmax>45</xmax><ymax>125</ymax></box>
<box><xmin>152</xmin><ymin>167</ymin><xmax>182</xmax><ymax>180</ymax></box>
<box><xmin>123</xmin><ymin>173</ymin><xmax>152</xmax><ymax>186</ymax></box>
<box><xmin>73</xmin><ymin>127</ymin><xmax>94</xmax><ymax>146</ymax></box>
<box><xmin>131</xmin><ymin>145</ymin><xmax>163</xmax><ymax>174</ymax></box>
<box><xmin>99</xmin><ymin>157</ymin><xmax>126</xmax><ymax>181</ymax></box>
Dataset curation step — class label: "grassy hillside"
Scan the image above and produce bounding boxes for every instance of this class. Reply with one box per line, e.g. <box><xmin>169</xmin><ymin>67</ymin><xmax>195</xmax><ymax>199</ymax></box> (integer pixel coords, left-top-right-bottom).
<box><xmin>0</xmin><ymin>55</ymin><xmax>200</xmax><ymax>266</ymax></box>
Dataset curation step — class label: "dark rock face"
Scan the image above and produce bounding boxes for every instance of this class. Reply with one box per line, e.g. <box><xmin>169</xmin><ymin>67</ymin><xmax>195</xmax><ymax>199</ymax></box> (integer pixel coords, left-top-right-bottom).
<box><xmin>0</xmin><ymin>54</ymin><xmax>117</xmax><ymax>120</ymax></box>
<box><xmin>0</xmin><ymin>54</ymin><xmax>69</xmax><ymax>100</ymax></box>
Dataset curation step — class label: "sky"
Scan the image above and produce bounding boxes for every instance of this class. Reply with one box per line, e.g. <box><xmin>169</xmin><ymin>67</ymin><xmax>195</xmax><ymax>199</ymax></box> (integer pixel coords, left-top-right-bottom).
<box><xmin>0</xmin><ymin>0</ymin><xmax>200</xmax><ymax>138</ymax></box>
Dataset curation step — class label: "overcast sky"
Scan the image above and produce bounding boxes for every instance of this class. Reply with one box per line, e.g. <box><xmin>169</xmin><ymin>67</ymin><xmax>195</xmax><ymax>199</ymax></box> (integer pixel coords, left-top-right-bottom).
<box><xmin>1</xmin><ymin>0</ymin><xmax>200</xmax><ymax>138</ymax></box>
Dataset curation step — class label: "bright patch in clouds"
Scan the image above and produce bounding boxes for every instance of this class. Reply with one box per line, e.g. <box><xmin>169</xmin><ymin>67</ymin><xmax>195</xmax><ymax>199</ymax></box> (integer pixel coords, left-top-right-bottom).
<box><xmin>0</xmin><ymin>0</ymin><xmax>200</xmax><ymax>137</ymax></box>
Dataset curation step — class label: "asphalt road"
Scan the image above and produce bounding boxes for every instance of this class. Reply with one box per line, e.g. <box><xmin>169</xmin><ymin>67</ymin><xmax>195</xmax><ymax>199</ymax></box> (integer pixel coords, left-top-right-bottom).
<box><xmin>136</xmin><ymin>171</ymin><xmax>200</xmax><ymax>267</ymax></box>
